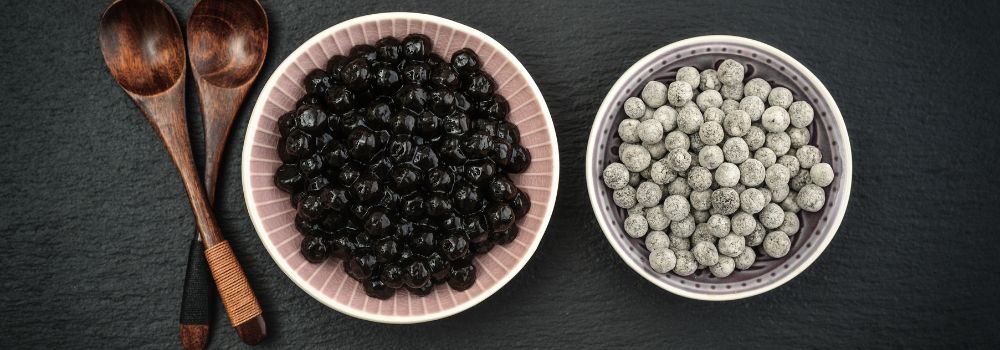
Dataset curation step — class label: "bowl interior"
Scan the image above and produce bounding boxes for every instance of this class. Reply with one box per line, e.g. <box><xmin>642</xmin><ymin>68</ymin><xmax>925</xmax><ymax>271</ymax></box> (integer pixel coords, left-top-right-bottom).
<box><xmin>589</xmin><ymin>37</ymin><xmax>850</xmax><ymax>299</ymax></box>
<box><xmin>243</xmin><ymin>13</ymin><xmax>557</xmax><ymax>322</ymax></box>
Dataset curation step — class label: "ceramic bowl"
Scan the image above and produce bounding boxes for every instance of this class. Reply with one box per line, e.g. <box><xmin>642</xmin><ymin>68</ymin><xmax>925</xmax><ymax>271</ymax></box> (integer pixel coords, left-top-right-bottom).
<box><xmin>242</xmin><ymin>12</ymin><xmax>559</xmax><ymax>323</ymax></box>
<box><xmin>586</xmin><ymin>35</ymin><xmax>852</xmax><ymax>300</ymax></box>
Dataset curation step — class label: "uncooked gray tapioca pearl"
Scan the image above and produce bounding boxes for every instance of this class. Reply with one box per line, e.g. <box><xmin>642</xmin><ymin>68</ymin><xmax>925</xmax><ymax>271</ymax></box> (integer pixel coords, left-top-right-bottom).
<box><xmin>740</xmin><ymin>188</ymin><xmax>767</xmax><ymax>214</ymax></box>
<box><xmin>670</xmin><ymin>215</ymin><xmax>696</xmax><ymax>238</ymax></box>
<box><xmin>645</xmin><ymin>230</ymin><xmax>671</xmax><ymax>251</ymax></box>
<box><xmin>781</xmin><ymin>191</ymin><xmax>800</xmax><ymax>213</ymax></box>
<box><xmin>763</xmin><ymin>231</ymin><xmax>791</xmax><ymax>258</ymax></box>
<box><xmin>788</xmin><ymin>100</ymin><xmax>814</xmax><ymax>128</ymax></box>
<box><xmin>714</xmin><ymin>162</ymin><xmax>741</xmax><ymax>188</ymax></box>
<box><xmin>663</xmin><ymin>130</ymin><xmax>690</xmax><ymax>151</ymax></box>
<box><xmin>765</xmin><ymin>163</ymin><xmax>791</xmax><ymax>187</ymax></box>
<box><xmin>734</xmin><ymin>246</ymin><xmax>756</xmax><ymax>270</ymax></box>
<box><xmin>747</xmin><ymin>221</ymin><xmax>766</xmax><ymax>246</ymax></box>
<box><xmin>703</xmin><ymin>107</ymin><xmax>725</xmax><ymax>124</ymax></box>
<box><xmin>686</xmin><ymin>166</ymin><xmax>713</xmax><ymax>192</ymax></box>
<box><xmin>653</xmin><ymin>106</ymin><xmax>678</xmax><ymax>132</ymax></box>
<box><xmin>620</xmin><ymin>144</ymin><xmax>652</xmax><ymax>172</ymax></box>
<box><xmin>649</xmin><ymin>159</ymin><xmax>676</xmax><ymax>185</ymax></box>
<box><xmin>665</xmin><ymin>148</ymin><xmax>692</xmax><ymax>172</ymax></box>
<box><xmin>696</xmin><ymin>90</ymin><xmax>724</xmax><ymax>111</ymax></box>
<box><xmin>723</xmin><ymin>110</ymin><xmax>752</xmax><ymax>137</ymax></box>
<box><xmin>720</xmin><ymin>81</ymin><xmax>744</xmax><ymax>100</ymax></box>
<box><xmin>649</xmin><ymin>248</ymin><xmax>677</xmax><ymax>274</ymax></box>
<box><xmin>641</xmin><ymin>167</ymin><xmax>652</xmax><ymax>180</ymax></box>
<box><xmin>617</xmin><ymin>119</ymin><xmax>641</xmax><ymax>143</ymax></box>
<box><xmin>739</xmin><ymin>158</ymin><xmax>766</xmax><ymax>187</ymax></box>
<box><xmin>645</xmin><ymin>207</ymin><xmax>670</xmax><ymax>232</ymax></box>
<box><xmin>699</xmin><ymin>69</ymin><xmax>721</xmax><ymax>91</ymax></box>
<box><xmin>698</xmin><ymin>121</ymin><xmax>725</xmax><ymax>146</ymax></box>
<box><xmin>762</xmin><ymin>106</ymin><xmax>790</xmax><ymax>132</ymax></box>
<box><xmin>676</xmin><ymin>105</ymin><xmax>704</xmax><ymax>134</ymax></box>
<box><xmin>760</xmin><ymin>186</ymin><xmax>773</xmax><ymax>204</ymax></box>
<box><xmin>721</xmin><ymin>99</ymin><xmax>740</xmax><ymax>115</ymax></box>
<box><xmin>718</xmin><ymin>234</ymin><xmax>745</xmax><ymax>257</ymax></box>
<box><xmin>778</xmin><ymin>211</ymin><xmax>801</xmax><ymax>235</ymax></box>
<box><xmin>645</xmin><ymin>141</ymin><xmax>667</xmax><ymax>159</ymax></box>
<box><xmin>603</xmin><ymin>162</ymin><xmax>630</xmax><ymax>189</ymax></box>
<box><xmin>689</xmin><ymin>190</ymin><xmax>712</xmax><ymax>211</ymax></box>
<box><xmin>636</xmin><ymin>181</ymin><xmax>663</xmax><ymax>208</ymax></box>
<box><xmin>796</xmin><ymin>145</ymin><xmax>822</xmax><ymax>169</ymax></box>
<box><xmin>711</xmin><ymin>187</ymin><xmax>740</xmax><ymax>215</ymax></box>
<box><xmin>717</xmin><ymin>59</ymin><xmax>745</xmax><ymax>86</ymax></box>
<box><xmin>768</xmin><ymin>87</ymin><xmax>794</xmax><ymax>109</ymax></box>
<box><xmin>629</xmin><ymin>172</ymin><xmax>640</xmax><ymax>187</ymax></box>
<box><xmin>743</xmin><ymin>126</ymin><xmax>766</xmax><ymax>151</ymax></box>
<box><xmin>676</xmin><ymin>67</ymin><xmax>701</xmax><ymax>90</ymax></box>
<box><xmin>759</xmin><ymin>203</ymin><xmax>785</xmax><ymax>229</ymax></box>
<box><xmin>770</xmin><ymin>183</ymin><xmax>790</xmax><ymax>203</ymax></box>
<box><xmin>667</xmin><ymin>177</ymin><xmax>691</xmax><ymax>197</ymax></box>
<box><xmin>662</xmin><ymin>194</ymin><xmax>691</xmax><ymax>221</ymax></box>
<box><xmin>766</xmin><ymin>132</ymin><xmax>791</xmax><ymax>155</ymax></box>
<box><xmin>626</xmin><ymin>204</ymin><xmax>643</xmax><ymax>216</ymax></box>
<box><xmin>672</xmin><ymin>250</ymin><xmax>698</xmax><ymax>276</ymax></box>
<box><xmin>667</xmin><ymin>81</ymin><xmax>694</xmax><ymax>107</ymax></box>
<box><xmin>777</xmin><ymin>155</ymin><xmax>801</xmax><ymax>174</ymax></box>
<box><xmin>797</xmin><ymin>184</ymin><xmax>826</xmax><ymax>212</ymax></box>
<box><xmin>811</xmin><ymin>163</ymin><xmax>834</xmax><ymax>187</ymax></box>
<box><xmin>624</xmin><ymin>97</ymin><xmax>646</xmax><ymax>119</ymax></box>
<box><xmin>787</xmin><ymin>127</ymin><xmax>811</xmax><ymax>149</ymax></box>
<box><xmin>698</xmin><ymin>145</ymin><xmax>724</xmax><ymax>170</ymax></box>
<box><xmin>689</xmin><ymin>133</ymin><xmax>704</xmax><ymax>152</ymax></box>
<box><xmin>692</xmin><ymin>241</ymin><xmax>720</xmax><ymax>266</ymax></box>
<box><xmin>782</xmin><ymin>167</ymin><xmax>804</xmax><ymax>190</ymax></box>
<box><xmin>613</xmin><ymin>185</ymin><xmax>637</xmax><ymax>208</ymax></box>
<box><xmin>641</xmin><ymin>81</ymin><xmax>668</xmax><ymax>108</ymax></box>
<box><xmin>739</xmin><ymin>96</ymin><xmax>766</xmax><ymax>121</ymax></box>
<box><xmin>691</xmin><ymin>223</ymin><xmax>714</xmax><ymax>246</ymax></box>
<box><xmin>642</xmin><ymin>107</ymin><xmax>654</xmax><ymax>121</ymax></box>
<box><xmin>706</xmin><ymin>214</ymin><xmax>731</xmax><ymax>238</ymax></box>
<box><xmin>731</xmin><ymin>212</ymin><xmax>756</xmax><ymax>236</ymax></box>
<box><xmin>754</xmin><ymin>147</ymin><xmax>777</xmax><ymax>167</ymax></box>
<box><xmin>624</xmin><ymin>214</ymin><xmax>649</xmax><ymax>238</ymax></box>
<box><xmin>722</xmin><ymin>138</ymin><xmax>750</xmax><ymax>164</ymax></box>
<box><xmin>669</xmin><ymin>234</ymin><xmax>691</xmax><ymax>251</ymax></box>
<box><xmin>709</xmin><ymin>256</ymin><xmax>736</xmax><ymax>278</ymax></box>
<box><xmin>734</xmin><ymin>184</ymin><xmax>746</xmax><ymax>195</ymax></box>
<box><xmin>743</xmin><ymin>78</ymin><xmax>772</xmax><ymax>100</ymax></box>
<box><xmin>693</xmin><ymin>209</ymin><xmax>711</xmax><ymax>223</ymax></box>
<box><xmin>637</xmin><ymin>118</ymin><xmax>664</xmax><ymax>145</ymax></box>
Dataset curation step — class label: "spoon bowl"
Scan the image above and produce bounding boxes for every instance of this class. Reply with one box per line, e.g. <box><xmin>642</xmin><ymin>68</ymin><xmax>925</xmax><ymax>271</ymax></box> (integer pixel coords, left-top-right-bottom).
<box><xmin>188</xmin><ymin>0</ymin><xmax>268</xmax><ymax>88</ymax></box>
<box><xmin>99</xmin><ymin>0</ymin><xmax>185</xmax><ymax>95</ymax></box>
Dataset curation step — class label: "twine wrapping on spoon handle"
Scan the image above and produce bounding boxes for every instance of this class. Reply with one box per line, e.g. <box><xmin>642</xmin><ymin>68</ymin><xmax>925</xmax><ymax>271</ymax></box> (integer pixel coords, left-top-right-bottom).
<box><xmin>204</xmin><ymin>241</ymin><xmax>262</xmax><ymax>327</ymax></box>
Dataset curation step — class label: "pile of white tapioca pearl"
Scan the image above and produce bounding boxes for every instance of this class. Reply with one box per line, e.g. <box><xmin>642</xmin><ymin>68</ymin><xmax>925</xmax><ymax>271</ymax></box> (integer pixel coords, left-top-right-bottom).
<box><xmin>602</xmin><ymin>59</ymin><xmax>835</xmax><ymax>278</ymax></box>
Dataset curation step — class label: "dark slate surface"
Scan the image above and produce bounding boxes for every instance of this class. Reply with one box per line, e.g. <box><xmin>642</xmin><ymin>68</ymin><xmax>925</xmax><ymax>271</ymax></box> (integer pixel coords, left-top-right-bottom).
<box><xmin>2</xmin><ymin>0</ymin><xmax>999</xmax><ymax>348</ymax></box>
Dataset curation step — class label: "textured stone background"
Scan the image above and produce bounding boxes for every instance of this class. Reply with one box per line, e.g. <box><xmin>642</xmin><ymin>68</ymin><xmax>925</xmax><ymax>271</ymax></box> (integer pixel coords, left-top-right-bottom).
<box><xmin>2</xmin><ymin>0</ymin><xmax>999</xmax><ymax>348</ymax></box>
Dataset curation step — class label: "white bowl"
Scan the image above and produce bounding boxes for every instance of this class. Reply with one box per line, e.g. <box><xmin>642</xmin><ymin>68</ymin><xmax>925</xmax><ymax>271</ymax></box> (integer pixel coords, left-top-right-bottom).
<box><xmin>586</xmin><ymin>35</ymin><xmax>852</xmax><ymax>300</ymax></box>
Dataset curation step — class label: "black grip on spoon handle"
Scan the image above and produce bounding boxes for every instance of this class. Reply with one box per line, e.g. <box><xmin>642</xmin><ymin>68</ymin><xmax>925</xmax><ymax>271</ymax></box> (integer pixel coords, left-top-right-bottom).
<box><xmin>180</xmin><ymin>234</ymin><xmax>214</xmax><ymax>325</ymax></box>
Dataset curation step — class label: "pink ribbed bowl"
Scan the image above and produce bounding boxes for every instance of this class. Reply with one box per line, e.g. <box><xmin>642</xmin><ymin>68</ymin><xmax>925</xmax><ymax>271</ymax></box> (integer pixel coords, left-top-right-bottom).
<box><xmin>241</xmin><ymin>13</ymin><xmax>558</xmax><ymax>323</ymax></box>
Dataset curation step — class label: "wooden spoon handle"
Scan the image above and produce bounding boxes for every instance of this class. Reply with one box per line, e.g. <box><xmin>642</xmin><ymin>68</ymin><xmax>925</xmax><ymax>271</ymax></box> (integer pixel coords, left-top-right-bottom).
<box><xmin>128</xmin><ymin>81</ymin><xmax>265</xmax><ymax>344</ymax></box>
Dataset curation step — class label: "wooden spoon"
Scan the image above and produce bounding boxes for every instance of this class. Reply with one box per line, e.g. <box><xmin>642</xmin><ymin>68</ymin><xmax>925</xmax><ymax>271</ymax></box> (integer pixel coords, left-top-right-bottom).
<box><xmin>98</xmin><ymin>0</ymin><xmax>266</xmax><ymax>346</ymax></box>
<box><xmin>178</xmin><ymin>0</ymin><xmax>268</xmax><ymax>348</ymax></box>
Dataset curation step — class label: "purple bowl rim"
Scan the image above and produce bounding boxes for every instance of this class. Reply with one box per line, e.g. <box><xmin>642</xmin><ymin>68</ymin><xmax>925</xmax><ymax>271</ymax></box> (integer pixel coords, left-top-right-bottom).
<box><xmin>584</xmin><ymin>35</ymin><xmax>853</xmax><ymax>301</ymax></box>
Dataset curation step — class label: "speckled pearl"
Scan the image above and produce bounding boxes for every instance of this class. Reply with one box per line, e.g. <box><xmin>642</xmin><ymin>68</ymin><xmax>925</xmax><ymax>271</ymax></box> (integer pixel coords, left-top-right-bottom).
<box><xmin>763</xmin><ymin>231</ymin><xmax>791</xmax><ymax>258</ymax></box>
<box><xmin>649</xmin><ymin>248</ymin><xmax>677</xmax><ymax>274</ymax></box>
<box><xmin>624</xmin><ymin>96</ymin><xmax>646</xmax><ymax>119</ymax></box>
